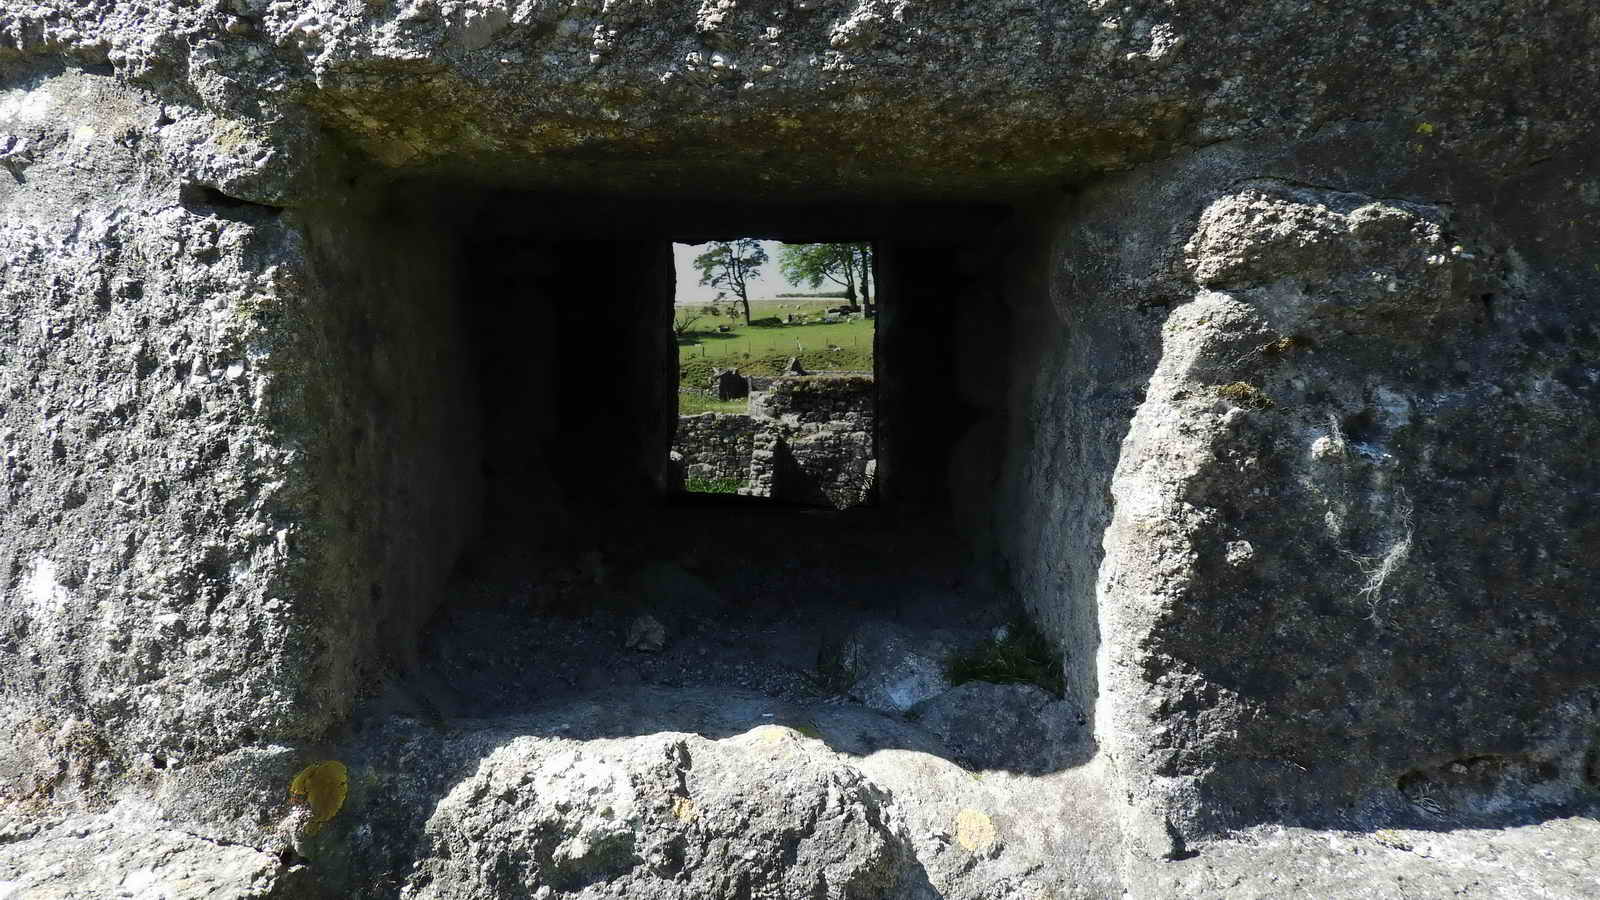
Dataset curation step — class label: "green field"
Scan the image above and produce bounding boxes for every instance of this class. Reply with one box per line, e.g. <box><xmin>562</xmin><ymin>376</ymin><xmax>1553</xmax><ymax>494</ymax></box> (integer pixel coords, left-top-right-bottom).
<box><xmin>678</xmin><ymin>393</ymin><xmax>752</xmax><ymax>415</ymax></box>
<box><xmin>676</xmin><ymin>298</ymin><xmax>874</xmax><ymax>391</ymax></box>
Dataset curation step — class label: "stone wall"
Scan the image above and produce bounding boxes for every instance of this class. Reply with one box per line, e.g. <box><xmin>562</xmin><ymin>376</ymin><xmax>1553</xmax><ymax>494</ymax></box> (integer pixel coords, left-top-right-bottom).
<box><xmin>745</xmin><ymin>376</ymin><xmax>876</xmax><ymax>509</ymax></box>
<box><xmin>749</xmin><ymin>374</ymin><xmax>875</xmax><ymax>424</ymax></box>
<box><xmin>671</xmin><ymin>377</ymin><xmax>877</xmax><ymax>508</ymax></box>
<box><xmin>673</xmin><ymin>412</ymin><xmax>756</xmax><ymax>484</ymax></box>
<box><xmin>4</xmin><ymin>0</ymin><xmax>1600</xmax><ymax>891</ymax></box>
<box><xmin>0</xmin><ymin>72</ymin><xmax>487</xmax><ymax>782</ymax></box>
<box><xmin>996</xmin><ymin>141</ymin><xmax>1600</xmax><ymax>853</ymax></box>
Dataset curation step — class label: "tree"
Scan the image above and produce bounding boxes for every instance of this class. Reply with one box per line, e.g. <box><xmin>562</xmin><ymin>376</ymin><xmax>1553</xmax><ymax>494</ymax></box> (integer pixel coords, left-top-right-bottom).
<box><xmin>672</xmin><ymin>311</ymin><xmax>703</xmax><ymax>338</ymax></box>
<box><xmin>778</xmin><ymin>243</ymin><xmax>855</xmax><ymax>306</ymax></box>
<box><xmin>851</xmin><ymin>243</ymin><xmax>874</xmax><ymax>315</ymax></box>
<box><xmin>778</xmin><ymin>243</ymin><xmax>874</xmax><ymax>313</ymax></box>
<box><xmin>692</xmin><ymin>239</ymin><xmax>768</xmax><ymax>326</ymax></box>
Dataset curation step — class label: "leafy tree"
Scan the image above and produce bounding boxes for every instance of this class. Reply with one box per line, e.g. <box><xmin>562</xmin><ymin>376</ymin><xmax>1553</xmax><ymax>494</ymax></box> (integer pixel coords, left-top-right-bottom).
<box><xmin>778</xmin><ymin>243</ymin><xmax>874</xmax><ymax>313</ymax></box>
<box><xmin>692</xmin><ymin>239</ymin><xmax>768</xmax><ymax>325</ymax></box>
<box><xmin>778</xmin><ymin>243</ymin><xmax>854</xmax><ymax>305</ymax></box>
<box><xmin>672</xmin><ymin>311</ymin><xmax>703</xmax><ymax>338</ymax></box>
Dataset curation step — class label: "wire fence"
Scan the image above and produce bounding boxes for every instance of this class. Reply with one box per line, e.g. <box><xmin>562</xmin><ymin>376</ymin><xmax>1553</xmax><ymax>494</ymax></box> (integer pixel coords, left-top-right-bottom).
<box><xmin>688</xmin><ymin>333</ymin><xmax>870</xmax><ymax>359</ymax></box>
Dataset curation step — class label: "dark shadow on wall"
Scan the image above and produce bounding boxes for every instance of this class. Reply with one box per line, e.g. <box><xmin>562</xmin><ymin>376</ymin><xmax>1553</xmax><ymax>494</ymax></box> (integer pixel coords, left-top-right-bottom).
<box><xmin>459</xmin><ymin>234</ymin><xmax>676</xmax><ymax>551</ymax></box>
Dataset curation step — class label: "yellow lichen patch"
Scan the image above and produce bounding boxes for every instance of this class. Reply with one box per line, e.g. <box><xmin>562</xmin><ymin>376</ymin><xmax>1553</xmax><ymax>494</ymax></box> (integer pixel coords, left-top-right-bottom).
<box><xmin>289</xmin><ymin>761</ymin><xmax>348</xmax><ymax>836</ymax></box>
<box><xmin>671</xmin><ymin>796</ymin><xmax>696</xmax><ymax>823</ymax></box>
<box><xmin>1373</xmin><ymin>829</ymin><xmax>1413</xmax><ymax>851</ymax></box>
<box><xmin>1415</xmin><ymin>122</ymin><xmax>1435</xmax><ymax>136</ymax></box>
<box><xmin>954</xmin><ymin>808</ymin><xmax>996</xmax><ymax>852</ymax></box>
<box><xmin>209</xmin><ymin>119</ymin><xmax>255</xmax><ymax>152</ymax></box>
<box><xmin>752</xmin><ymin>724</ymin><xmax>795</xmax><ymax>745</ymax></box>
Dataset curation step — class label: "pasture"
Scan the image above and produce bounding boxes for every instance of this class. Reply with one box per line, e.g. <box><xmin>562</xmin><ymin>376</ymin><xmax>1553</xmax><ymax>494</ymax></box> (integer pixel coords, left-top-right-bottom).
<box><xmin>676</xmin><ymin>298</ymin><xmax>874</xmax><ymax>380</ymax></box>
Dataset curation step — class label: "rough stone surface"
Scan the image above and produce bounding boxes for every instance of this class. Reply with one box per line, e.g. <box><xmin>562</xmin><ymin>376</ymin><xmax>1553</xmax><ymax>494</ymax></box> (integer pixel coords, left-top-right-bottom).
<box><xmin>670</xmin><ymin>411</ymin><xmax>755</xmax><ymax>485</ymax></box>
<box><xmin>676</xmin><ymin>375</ymin><xmax>876</xmax><ymax>506</ymax></box>
<box><xmin>282</xmin><ymin>679</ymin><xmax>1130</xmax><ymax>900</ymax></box>
<box><xmin>403</xmin><ymin>728</ymin><xmax>913</xmax><ymax>899</ymax></box>
<box><xmin>3</xmin><ymin>0</ymin><xmax>1599</xmax><ymax>894</ymax></box>
<box><xmin>8</xmin><ymin>0</ymin><xmax>1595</xmax><ymax>203</ymax></box>
<box><xmin>819</xmin><ymin>620</ymin><xmax>953</xmax><ymax>714</ymax></box>
<box><xmin>0</xmin><ymin>811</ymin><xmax>309</xmax><ymax>899</ymax></box>
<box><xmin>624</xmin><ymin>613</ymin><xmax>666</xmax><ymax>651</ymax></box>
<box><xmin>0</xmin><ymin>69</ymin><xmax>482</xmax><ymax>776</ymax></box>
<box><xmin>745</xmin><ymin>375</ymin><xmax>876</xmax><ymax>508</ymax></box>
<box><xmin>908</xmin><ymin>682</ymin><xmax>1088</xmax><ymax>774</ymax></box>
<box><xmin>1127</xmin><ymin>817</ymin><xmax>1600</xmax><ymax>900</ymax></box>
<box><xmin>998</xmin><ymin>143</ymin><xmax>1600</xmax><ymax>855</ymax></box>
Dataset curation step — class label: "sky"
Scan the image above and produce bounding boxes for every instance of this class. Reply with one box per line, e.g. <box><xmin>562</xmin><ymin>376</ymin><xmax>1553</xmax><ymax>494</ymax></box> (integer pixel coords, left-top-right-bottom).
<box><xmin>673</xmin><ymin>240</ymin><xmax>807</xmax><ymax>304</ymax></box>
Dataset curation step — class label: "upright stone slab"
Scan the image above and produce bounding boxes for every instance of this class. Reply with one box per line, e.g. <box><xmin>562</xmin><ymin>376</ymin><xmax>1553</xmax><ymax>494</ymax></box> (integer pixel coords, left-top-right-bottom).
<box><xmin>712</xmin><ymin>368</ymin><xmax>749</xmax><ymax>401</ymax></box>
<box><xmin>0</xmin><ymin>71</ymin><xmax>487</xmax><ymax>779</ymax></box>
<box><xmin>998</xmin><ymin>144</ymin><xmax>1600</xmax><ymax>852</ymax></box>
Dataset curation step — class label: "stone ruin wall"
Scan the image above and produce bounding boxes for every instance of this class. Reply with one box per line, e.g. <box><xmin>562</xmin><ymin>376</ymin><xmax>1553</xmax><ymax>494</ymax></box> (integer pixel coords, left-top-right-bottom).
<box><xmin>673</xmin><ymin>412</ymin><xmax>757</xmax><ymax>484</ymax></box>
<box><xmin>744</xmin><ymin>374</ymin><xmax>876</xmax><ymax>509</ymax></box>
<box><xmin>672</xmin><ymin>375</ymin><xmax>875</xmax><ymax>508</ymax></box>
<box><xmin>747</xmin><ymin>373</ymin><xmax>874</xmax><ymax>424</ymax></box>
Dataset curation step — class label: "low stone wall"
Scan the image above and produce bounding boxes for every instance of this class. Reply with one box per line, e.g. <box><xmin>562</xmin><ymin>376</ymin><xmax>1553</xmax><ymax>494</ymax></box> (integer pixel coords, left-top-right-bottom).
<box><xmin>745</xmin><ymin>376</ymin><xmax>876</xmax><ymax>509</ymax></box>
<box><xmin>747</xmin><ymin>422</ymin><xmax>875</xmax><ymax>509</ymax></box>
<box><xmin>673</xmin><ymin>377</ymin><xmax>876</xmax><ymax>506</ymax></box>
<box><xmin>673</xmin><ymin>413</ymin><xmax>757</xmax><ymax>483</ymax></box>
<box><xmin>750</xmin><ymin>374</ymin><xmax>875</xmax><ymax>425</ymax></box>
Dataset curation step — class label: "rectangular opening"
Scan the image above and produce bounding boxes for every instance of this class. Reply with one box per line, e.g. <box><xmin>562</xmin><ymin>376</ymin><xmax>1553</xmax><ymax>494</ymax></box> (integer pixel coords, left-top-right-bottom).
<box><xmin>671</xmin><ymin>239</ymin><xmax>878</xmax><ymax>507</ymax></box>
<box><xmin>321</xmin><ymin>184</ymin><xmax>1066</xmax><ymax>770</ymax></box>
<box><xmin>392</xmin><ymin>186</ymin><xmax>1024</xmax><ymax>575</ymax></box>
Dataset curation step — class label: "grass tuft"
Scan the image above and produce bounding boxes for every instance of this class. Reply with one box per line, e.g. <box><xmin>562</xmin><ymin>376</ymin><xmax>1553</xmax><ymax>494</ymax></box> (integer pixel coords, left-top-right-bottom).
<box><xmin>678</xmin><ymin>393</ymin><xmax>750</xmax><ymax>415</ymax></box>
<box><xmin>684</xmin><ymin>476</ymin><xmax>746</xmax><ymax>494</ymax></box>
<box><xmin>944</xmin><ymin>616</ymin><xmax>1065</xmax><ymax>698</ymax></box>
<box><xmin>1217</xmin><ymin>381</ymin><xmax>1275</xmax><ymax>410</ymax></box>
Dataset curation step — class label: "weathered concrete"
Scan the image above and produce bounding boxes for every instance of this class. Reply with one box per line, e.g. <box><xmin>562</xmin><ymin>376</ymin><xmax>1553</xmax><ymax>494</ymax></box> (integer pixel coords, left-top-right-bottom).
<box><xmin>407</xmin><ymin>727</ymin><xmax>913</xmax><ymax>899</ymax></box>
<box><xmin>0</xmin><ymin>115</ymin><xmax>486</xmax><ymax>781</ymax></box>
<box><xmin>0</xmin><ymin>809</ymin><xmax>313</xmax><ymax>898</ymax></box>
<box><xmin>1</xmin><ymin>0</ymin><xmax>1598</xmax><ymax>896</ymax></box>
<box><xmin>997</xmin><ymin>143</ymin><xmax>1600</xmax><ymax>855</ymax></box>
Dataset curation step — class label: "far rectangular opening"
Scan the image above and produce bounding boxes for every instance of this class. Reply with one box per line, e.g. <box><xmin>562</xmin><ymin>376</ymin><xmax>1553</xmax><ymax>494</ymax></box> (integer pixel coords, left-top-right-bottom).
<box><xmin>670</xmin><ymin>238</ymin><xmax>878</xmax><ymax>508</ymax></box>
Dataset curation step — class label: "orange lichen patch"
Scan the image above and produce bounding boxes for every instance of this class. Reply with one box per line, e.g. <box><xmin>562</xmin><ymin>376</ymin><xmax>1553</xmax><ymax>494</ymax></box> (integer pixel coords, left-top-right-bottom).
<box><xmin>289</xmin><ymin>760</ymin><xmax>349</xmax><ymax>836</ymax></box>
